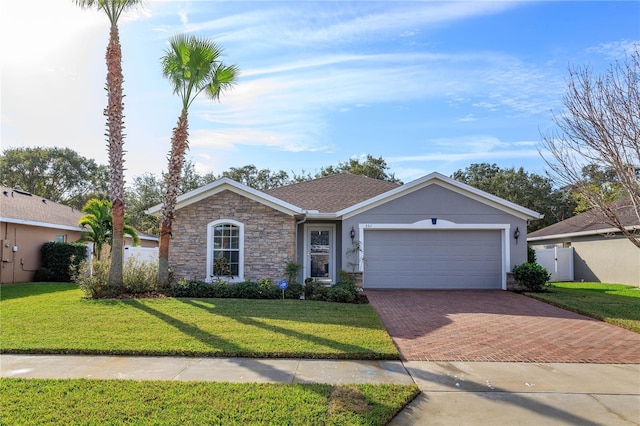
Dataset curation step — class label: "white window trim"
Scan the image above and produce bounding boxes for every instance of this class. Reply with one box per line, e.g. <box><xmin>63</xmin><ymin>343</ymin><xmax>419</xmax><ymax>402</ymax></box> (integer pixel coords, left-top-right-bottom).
<box><xmin>206</xmin><ymin>219</ymin><xmax>244</xmax><ymax>283</ymax></box>
<box><xmin>358</xmin><ymin>219</ymin><xmax>511</xmax><ymax>290</ymax></box>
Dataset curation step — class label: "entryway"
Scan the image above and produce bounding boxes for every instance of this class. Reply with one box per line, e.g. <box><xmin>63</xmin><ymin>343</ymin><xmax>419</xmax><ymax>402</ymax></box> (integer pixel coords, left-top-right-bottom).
<box><xmin>304</xmin><ymin>225</ymin><xmax>335</xmax><ymax>284</ymax></box>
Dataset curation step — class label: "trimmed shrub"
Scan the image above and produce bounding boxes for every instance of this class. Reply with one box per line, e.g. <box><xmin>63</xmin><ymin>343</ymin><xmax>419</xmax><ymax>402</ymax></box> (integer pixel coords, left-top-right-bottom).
<box><xmin>328</xmin><ymin>282</ymin><xmax>358</xmax><ymax>303</ymax></box>
<box><xmin>169</xmin><ymin>277</ymin><xmax>363</xmax><ymax>303</ymax></box>
<box><xmin>228</xmin><ymin>281</ymin><xmax>261</xmax><ymax>299</ymax></box>
<box><xmin>257</xmin><ymin>279</ymin><xmax>280</xmax><ymax>299</ymax></box>
<box><xmin>33</xmin><ymin>267</ymin><xmax>53</xmax><ymax>282</ymax></box>
<box><xmin>512</xmin><ymin>262</ymin><xmax>551</xmax><ymax>292</ymax></box>
<box><xmin>41</xmin><ymin>242</ymin><xmax>87</xmax><ymax>282</ymax></box>
<box><xmin>284</xmin><ymin>282</ymin><xmax>304</xmax><ymax>299</ymax></box>
<box><xmin>527</xmin><ymin>246</ymin><xmax>537</xmax><ymax>264</ymax></box>
<box><xmin>171</xmin><ymin>279</ymin><xmax>213</xmax><ymax>298</ymax></box>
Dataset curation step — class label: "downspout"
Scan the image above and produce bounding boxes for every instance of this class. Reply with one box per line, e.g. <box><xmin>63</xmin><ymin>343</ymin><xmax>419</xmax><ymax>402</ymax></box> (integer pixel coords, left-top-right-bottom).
<box><xmin>295</xmin><ymin>214</ymin><xmax>308</xmax><ymax>265</ymax></box>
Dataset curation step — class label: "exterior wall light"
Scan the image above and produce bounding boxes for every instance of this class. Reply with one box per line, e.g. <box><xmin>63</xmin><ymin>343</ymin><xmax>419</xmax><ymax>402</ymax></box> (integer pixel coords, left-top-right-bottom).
<box><xmin>350</xmin><ymin>226</ymin><xmax>356</xmax><ymax>240</ymax></box>
<box><xmin>514</xmin><ymin>227</ymin><xmax>520</xmax><ymax>244</ymax></box>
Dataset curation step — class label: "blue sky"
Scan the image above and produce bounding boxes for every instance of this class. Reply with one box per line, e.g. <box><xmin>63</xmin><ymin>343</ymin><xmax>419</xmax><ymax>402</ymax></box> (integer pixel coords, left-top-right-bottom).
<box><xmin>1</xmin><ymin>1</ymin><xmax>639</xmax><ymax>185</ymax></box>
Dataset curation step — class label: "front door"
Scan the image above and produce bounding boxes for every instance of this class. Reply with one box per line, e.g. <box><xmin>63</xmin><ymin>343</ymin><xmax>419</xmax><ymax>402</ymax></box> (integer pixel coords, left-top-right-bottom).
<box><xmin>306</xmin><ymin>226</ymin><xmax>334</xmax><ymax>284</ymax></box>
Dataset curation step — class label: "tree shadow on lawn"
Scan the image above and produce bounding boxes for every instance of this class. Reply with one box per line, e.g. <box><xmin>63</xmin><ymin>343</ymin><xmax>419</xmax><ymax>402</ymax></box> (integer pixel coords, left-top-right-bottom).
<box><xmin>126</xmin><ymin>299</ymin><xmax>305</xmax><ymax>382</ymax></box>
<box><xmin>169</xmin><ymin>296</ymin><xmax>388</xmax><ymax>330</ymax></box>
<box><xmin>178</xmin><ymin>298</ymin><xmax>396</xmax><ymax>359</ymax></box>
<box><xmin>0</xmin><ymin>282</ymin><xmax>77</xmax><ymax>301</ymax></box>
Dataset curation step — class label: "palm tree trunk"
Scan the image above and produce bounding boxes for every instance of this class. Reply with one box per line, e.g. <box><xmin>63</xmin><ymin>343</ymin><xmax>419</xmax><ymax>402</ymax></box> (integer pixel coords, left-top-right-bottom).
<box><xmin>104</xmin><ymin>23</ymin><xmax>126</xmax><ymax>292</ymax></box>
<box><xmin>158</xmin><ymin>110</ymin><xmax>189</xmax><ymax>290</ymax></box>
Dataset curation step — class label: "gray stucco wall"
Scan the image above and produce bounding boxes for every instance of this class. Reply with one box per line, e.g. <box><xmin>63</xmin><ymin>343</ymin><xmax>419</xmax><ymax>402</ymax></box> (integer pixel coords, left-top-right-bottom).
<box><xmin>529</xmin><ymin>235</ymin><xmax>640</xmax><ymax>286</ymax></box>
<box><xmin>342</xmin><ymin>184</ymin><xmax>529</xmax><ymax>271</ymax></box>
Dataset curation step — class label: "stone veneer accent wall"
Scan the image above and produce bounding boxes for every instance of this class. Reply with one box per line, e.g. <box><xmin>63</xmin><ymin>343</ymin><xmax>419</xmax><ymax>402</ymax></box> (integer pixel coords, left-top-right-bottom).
<box><xmin>170</xmin><ymin>190</ymin><xmax>297</xmax><ymax>282</ymax></box>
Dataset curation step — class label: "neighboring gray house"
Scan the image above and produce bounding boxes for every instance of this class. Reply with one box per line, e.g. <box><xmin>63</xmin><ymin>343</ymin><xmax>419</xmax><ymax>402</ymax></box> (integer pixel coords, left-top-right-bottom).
<box><xmin>147</xmin><ymin>172</ymin><xmax>541</xmax><ymax>290</ymax></box>
<box><xmin>528</xmin><ymin>199</ymin><xmax>640</xmax><ymax>286</ymax></box>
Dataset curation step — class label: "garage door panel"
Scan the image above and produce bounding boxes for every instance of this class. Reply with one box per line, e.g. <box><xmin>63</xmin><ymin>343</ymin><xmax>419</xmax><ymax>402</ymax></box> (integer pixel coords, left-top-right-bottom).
<box><xmin>363</xmin><ymin>229</ymin><xmax>502</xmax><ymax>290</ymax></box>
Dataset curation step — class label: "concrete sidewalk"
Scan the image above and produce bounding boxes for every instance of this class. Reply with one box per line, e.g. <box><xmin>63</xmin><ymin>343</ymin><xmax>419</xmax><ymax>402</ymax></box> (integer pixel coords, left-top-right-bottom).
<box><xmin>2</xmin><ymin>355</ymin><xmax>639</xmax><ymax>425</ymax></box>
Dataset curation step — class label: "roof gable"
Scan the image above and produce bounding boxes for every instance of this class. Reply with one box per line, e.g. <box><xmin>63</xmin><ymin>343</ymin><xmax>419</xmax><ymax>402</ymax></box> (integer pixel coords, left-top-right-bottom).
<box><xmin>146</xmin><ymin>178</ymin><xmax>304</xmax><ymax>216</ymax></box>
<box><xmin>264</xmin><ymin>173</ymin><xmax>400</xmax><ymax>213</ymax></box>
<box><xmin>337</xmin><ymin>172</ymin><xmax>543</xmax><ymax>220</ymax></box>
<box><xmin>0</xmin><ymin>186</ymin><xmax>83</xmax><ymax>231</ymax></box>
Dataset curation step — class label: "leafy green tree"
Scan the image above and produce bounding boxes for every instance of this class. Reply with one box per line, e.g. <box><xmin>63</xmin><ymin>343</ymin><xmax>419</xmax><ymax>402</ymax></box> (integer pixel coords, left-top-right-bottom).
<box><xmin>126</xmin><ymin>161</ymin><xmax>216</xmax><ymax>236</ymax></box>
<box><xmin>79</xmin><ymin>199</ymin><xmax>139</xmax><ymax>261</ymax></box>
<box><xmin>573</xmin><ymin>164</ymin><xmax>628</xmax><ymax>213</ymax></box>
<box><xmin>0</xmin><ymin>147</ymin><xmax>107</xmax><ymax>209</ymax></box>
<box><xmin>315</xmin><ymin>155</ymin><xmax>401</xmax><ymax>183</ymax></box>
<box><xmin>452</xmin><ymin>163</ymin><xmax>575</xmax><ymax>231</ymax></box>
<box><xmin>74</xmin><ymin>0</ymin><xmax>142</xmax><ymax>290</ymax></box>
<box><xmin>158</xmin><ymin>34</ymin><xmax>238</xmax><ymax>289</ymax></box>
<box><xmin>220</xmin><ymin>165</ymin><xmax>290</xmax><ymax>190</ymax></box>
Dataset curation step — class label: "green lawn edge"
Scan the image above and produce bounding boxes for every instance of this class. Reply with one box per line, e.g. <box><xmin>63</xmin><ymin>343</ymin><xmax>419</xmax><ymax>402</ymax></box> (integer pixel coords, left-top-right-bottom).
<box><xmin>524</xmin><ymin>282</ymin><xmax>640</xmax><ymax>333</ymax></box>
<box><xmin>0</xmin><ymin>282</ymin><xmax>400</xmax><ymax>359</ymax></box>
<box><xmin>1</xmin><ymin>378</ymin><xmax>420</xmax><ymax>426</ymax></box>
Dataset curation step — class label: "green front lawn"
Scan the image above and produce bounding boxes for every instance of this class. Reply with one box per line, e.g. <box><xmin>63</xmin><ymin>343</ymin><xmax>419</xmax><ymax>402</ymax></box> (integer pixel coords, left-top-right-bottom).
<box><xmin>0</xmin><ymin>283</ymin><xmax>398</xmax><ymax>359</ymax></box>
<box><xmin>1</xmin><ymin>378</ymin><xmax>419</xmax><ymax>425</ymax></box>
<box><xmin>526</xmin><ymin>282</ymin><xmax>640</xmax><ymax>333</ymax></box>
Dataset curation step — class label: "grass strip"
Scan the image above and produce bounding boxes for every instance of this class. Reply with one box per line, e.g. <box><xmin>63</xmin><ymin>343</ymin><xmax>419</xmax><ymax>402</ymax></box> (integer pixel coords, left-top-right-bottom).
<box><xmin>0</xmin><ymin>378</ymin><xmax>419</xmax><ymax>425</ymax></box>
<box><xmin>0</xmin><ymin>283</ymin><xmax>398</xmax><ymax>359</ymax></box>
<box><xmin>526</xmin><ymin>282</ymin><xmax>640</xmax><ymax>333</ymax></box>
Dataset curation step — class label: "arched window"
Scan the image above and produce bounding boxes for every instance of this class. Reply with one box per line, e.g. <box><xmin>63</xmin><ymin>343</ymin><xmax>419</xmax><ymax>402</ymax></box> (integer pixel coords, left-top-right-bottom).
<box><xmin>206</xmin><ymin>219</ymin><xmax>244</xmax><ymax>282</ymax></box>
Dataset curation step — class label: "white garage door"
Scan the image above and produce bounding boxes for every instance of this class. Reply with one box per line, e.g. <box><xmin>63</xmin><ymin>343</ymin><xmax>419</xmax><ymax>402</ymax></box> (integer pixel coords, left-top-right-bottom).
<box><xmin>363</xmin><ymin>229</ymin><xmax>502</xmax><ymax>289</ymax></box>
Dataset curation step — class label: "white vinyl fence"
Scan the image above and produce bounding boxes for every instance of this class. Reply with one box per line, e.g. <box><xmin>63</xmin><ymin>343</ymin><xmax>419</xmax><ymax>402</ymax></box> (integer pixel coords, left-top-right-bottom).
<box><xmin>124</xmin><ymin>246</ymin><xmax>159</xmax><ymax>264</ymax></box>
<box><xmin>534</xmin><ymin>247</ymin><xmax>574</xmax><ymax>282</ymax></box>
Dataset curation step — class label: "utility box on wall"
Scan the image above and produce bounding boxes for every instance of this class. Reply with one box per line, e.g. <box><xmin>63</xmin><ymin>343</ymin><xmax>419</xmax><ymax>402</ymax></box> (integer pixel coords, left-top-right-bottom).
<box><xmin>1</xmin><ymin>240</ymin><xmax>12</xmax><ymax>262</ymax></box>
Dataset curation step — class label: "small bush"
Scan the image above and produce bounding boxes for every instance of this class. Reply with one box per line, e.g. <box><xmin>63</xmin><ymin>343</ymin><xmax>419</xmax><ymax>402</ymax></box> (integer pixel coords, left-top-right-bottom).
<box><xmin>229</xmin><ymin>281</ymin><xmax>261</xmax><ymax>299</ymax></box>
<box><xmin>122</xmin><ymin>258</ymin><xmax>158</xmax><ymax>294</ymax></box>
<box><xmin>33</xmin><ymin>267</ymin><xmax>53</xmax><ymax>282</ymax></box>
<box><xmin>257</xmin><ymin>279</ymin><xmax>280</xmax><ymax>299</ymax></box>
<box><xmin>171</xmin><ymin>279</ymin><xmax>214</xmax><ymax>298</ymax></box>
<box><xmin>72</xmin><ymin>259</ymin><xmax>111</xmax><ymax>298</ymax></box>
<box><xmin>527</xmin><ymin>246</ymin><xmax>537</xmax><ymax>264</ymax></box>
<box><xmin>309</xmin><ymin>283</ymin><xmax>331</xmax><ymax>301</ymax></box>
<box><xmin>328</xmin><ymin>282</ymin><xmax>358</xmax><ymax>303</ymax></box>
<box><xmin>512</xmin><ymin>263</ymin><xmax>551</xmax><ymax>292</ymax></box>
<box><xmin>284</xmin><ymin>282</ymin><xmax>304</xmax><ymax>299</ymax></box>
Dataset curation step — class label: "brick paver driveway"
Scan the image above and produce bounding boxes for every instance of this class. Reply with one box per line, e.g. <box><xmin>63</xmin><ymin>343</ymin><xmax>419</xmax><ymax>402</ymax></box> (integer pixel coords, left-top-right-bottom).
<box><xmin>366</xmin><ymin>290</ymin><xmax>640</xmax><ymax>363</ymax></box>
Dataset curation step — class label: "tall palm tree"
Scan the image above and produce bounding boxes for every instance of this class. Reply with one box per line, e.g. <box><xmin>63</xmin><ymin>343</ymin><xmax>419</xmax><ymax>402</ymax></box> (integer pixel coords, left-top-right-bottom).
<box><xmin>79</xmin><ymin>199</ymin><xmax>140</xmax><ymax>260</ymax></box>
<box><xmin>158</xmin><ymin>34</ymin><xmax>238</xmax><ymax>289</ymax></box>
<box><xmin>74</xmin><ymin>0</ymin><xmax>141</xmax><ymax>291</ymax></box>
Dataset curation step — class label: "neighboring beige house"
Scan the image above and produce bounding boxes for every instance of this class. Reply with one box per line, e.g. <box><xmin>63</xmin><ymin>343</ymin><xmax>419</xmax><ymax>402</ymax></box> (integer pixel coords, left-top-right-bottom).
<box><xmin>0</xmin><ymin>186</ymin><xmax>158</xmax><ymax>284</ymax></box>
<box><xmin>528</xmin><ymin>199</ymin><xmax>640</xmax><ymax>286</ymax></box>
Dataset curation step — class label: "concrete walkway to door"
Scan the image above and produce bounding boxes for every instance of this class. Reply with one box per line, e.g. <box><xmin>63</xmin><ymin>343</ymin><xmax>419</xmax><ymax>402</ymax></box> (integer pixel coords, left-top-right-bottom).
<box><xmin>366</xmin><ymin>290</ymin><xmax>640</xmax><ymax>363</ymax></box>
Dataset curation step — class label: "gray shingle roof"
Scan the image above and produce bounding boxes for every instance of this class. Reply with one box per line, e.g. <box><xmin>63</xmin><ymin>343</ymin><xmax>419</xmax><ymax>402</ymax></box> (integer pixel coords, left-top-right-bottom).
<box><xmin>264</xmin><ymin>173</ymin><xmax>400</xmax><ymax>213</ymax></box>
<box><xmin>528</xmin><ymin>198</ymin><xmax>639</xmax><ymax>239</ymax></box>
<box><xmin>0</xmin><ymin>186</ymin><xmax>83</xmax><ymax>229</ymax></box>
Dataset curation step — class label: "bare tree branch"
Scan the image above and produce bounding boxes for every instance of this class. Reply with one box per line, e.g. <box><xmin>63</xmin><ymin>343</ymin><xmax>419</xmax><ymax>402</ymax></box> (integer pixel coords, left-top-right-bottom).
<box><xmin>540</xmin><ymin>45</ymin><xmax>640</xmax><ymax>248</ymax></box>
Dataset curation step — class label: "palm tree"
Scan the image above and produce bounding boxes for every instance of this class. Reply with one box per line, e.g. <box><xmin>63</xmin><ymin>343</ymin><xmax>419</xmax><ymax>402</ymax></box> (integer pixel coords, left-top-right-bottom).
<box><xmin>158</xmin><ymin>34</ymin><xmax>238</xmax><ymax>289</ymax></box>
<box><xmin>79</xmin><ymin>199</ymin><xmax>140</xmax><ymax>260</ymax></box>
<box><xmin>74</xmin><ymin>0</ymin><xmax>141</xmax><ymax>291</ymax></box>
<box><xmin>79</xmin><ymin>199</ymin><xmax>111</xmax><ymax>261</ymax></box>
